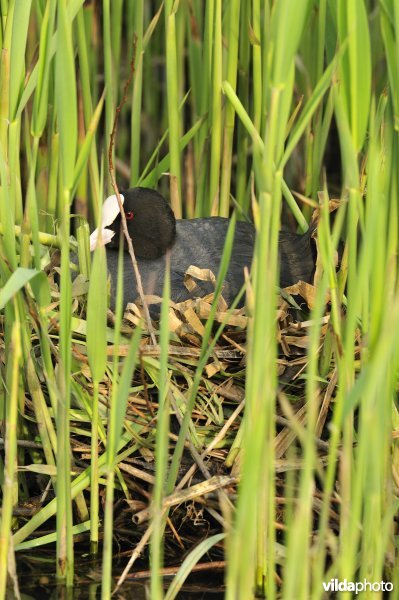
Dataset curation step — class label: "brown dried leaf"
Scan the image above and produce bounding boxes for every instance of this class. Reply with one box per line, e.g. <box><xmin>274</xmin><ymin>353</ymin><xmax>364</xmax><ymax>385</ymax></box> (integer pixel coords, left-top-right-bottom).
<box><xmin>284</xmin><ymin>280</ymin><xmax>318</xmax><ymax>309</ymax></box>
<box><xmin>183</xmin><ymin>307</ymin><xmax>205</xmax><ymax>336</ymax></box>
<box><xmin>197</xmin><ymin>302</ymin><xmax>248</xmax><ymax>328</ymax></box>
<box><xmin>184</xmin><ymin>265</ymin><xmax>216</xmax><ymax>292</ymax></box>
<box><xmin>205</xmin><ymin>360</ymin><xmax>228</xmax><ymax>377</ymax></box>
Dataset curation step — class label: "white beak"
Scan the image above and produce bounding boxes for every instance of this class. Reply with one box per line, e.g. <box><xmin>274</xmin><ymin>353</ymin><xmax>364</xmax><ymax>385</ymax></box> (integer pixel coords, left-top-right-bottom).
<box><xmin>89</xmin><ymin>193</ymin><xmax>125</xmax><ymax>251</ymax></box>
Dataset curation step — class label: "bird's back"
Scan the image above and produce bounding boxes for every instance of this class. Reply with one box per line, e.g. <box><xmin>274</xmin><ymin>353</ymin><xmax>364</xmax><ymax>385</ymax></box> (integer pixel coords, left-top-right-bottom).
<box><xmin>106</xmin><ymin>218</ymin><xmax>254</xmax><ymax>312</ymax></box>
<box><xmin>105</xmin><ymin>218</ymin><xmax>314</xmax><ymax>314</ymax></box>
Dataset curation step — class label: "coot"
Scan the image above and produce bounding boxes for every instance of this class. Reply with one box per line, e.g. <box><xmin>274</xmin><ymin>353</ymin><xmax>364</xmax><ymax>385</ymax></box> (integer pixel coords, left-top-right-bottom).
<box><xmin>90</xmin><ymin>187</ymin><xmax>315</xmax><ymax>314</ymax></box>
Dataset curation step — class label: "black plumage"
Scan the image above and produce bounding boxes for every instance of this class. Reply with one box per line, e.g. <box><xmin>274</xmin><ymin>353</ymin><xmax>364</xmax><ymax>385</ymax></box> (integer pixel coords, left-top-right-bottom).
<box><xmin>95</xmin><ymin>188</ymin><xmax>315</xmax><ymax>314</ymax></box>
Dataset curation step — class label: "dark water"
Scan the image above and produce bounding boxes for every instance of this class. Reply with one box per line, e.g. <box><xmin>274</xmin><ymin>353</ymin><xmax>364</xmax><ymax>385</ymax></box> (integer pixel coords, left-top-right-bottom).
<box><xmin>14</xmin><ymin>552</ymin><xmax>224</xmax><ymax>599</ymax></box>
<box><xmin>17</xmin><ymin>580</ymin><xmax>224</xmax><ymax>599</ymax></box>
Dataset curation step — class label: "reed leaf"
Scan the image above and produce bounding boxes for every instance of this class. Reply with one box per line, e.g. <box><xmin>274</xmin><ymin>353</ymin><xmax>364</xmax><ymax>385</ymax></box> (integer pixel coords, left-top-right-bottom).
<box><xmin>336</xmin><ymin>0</ymin><xmax>371</xmax><ymax>150</ymax></box>
<box><xmin>9</xmin><ymin>0</ymin><xmax>32</xmax><ymax>120</ymax></box>
<box><xmin>55</xmin><ymin>0</ymin><xmax>77</xmax><ymax>190</ymax></box>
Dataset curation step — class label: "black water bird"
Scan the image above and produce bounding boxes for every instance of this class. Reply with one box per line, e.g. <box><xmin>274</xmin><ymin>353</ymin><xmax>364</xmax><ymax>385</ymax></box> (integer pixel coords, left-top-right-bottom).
<box><xmin>90</xmin><ymin>187</ymin><xmax>315</xmax><ymax>314</ymax></box>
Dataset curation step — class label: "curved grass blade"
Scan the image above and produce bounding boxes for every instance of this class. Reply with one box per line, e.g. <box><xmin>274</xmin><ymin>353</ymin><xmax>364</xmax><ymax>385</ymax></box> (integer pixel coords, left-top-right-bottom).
<box><xmin>164</xmin><ymin>533</ymin><xmax>226</xmax><ymax>600</ymax></box>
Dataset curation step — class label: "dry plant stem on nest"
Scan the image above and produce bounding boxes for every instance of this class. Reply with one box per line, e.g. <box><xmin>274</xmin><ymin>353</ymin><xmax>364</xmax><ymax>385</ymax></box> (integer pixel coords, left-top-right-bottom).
<box><xmin>169</xmin><ymin>395</ymin><xmax>233</xmax><ymax>522</ymax></box>
<box><xmin>134</xmin><ymin>475</ymin><xmax>236</xmax><ymax>525</ymax></box>
<box><xmin>173</xmin><ymin>400</ymin><xmax>245</xmax><ymax>492</ymax></box>
<box><xmin>108</xmin><ymin>37</ymin><xmax>157</xmax><ymax>345</ymax></box>
<box><xmin>121</xmin><ymin>561</ymin><xmax>226</xmax><ymax>580</ymax></box>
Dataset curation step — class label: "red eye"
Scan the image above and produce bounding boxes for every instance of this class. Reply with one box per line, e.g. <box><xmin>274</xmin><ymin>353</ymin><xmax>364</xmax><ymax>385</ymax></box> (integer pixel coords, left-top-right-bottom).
<box><xmin>126</xmin><ymin>211</ymin><xmax>134</xmax><ymax>220</ymax></box>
